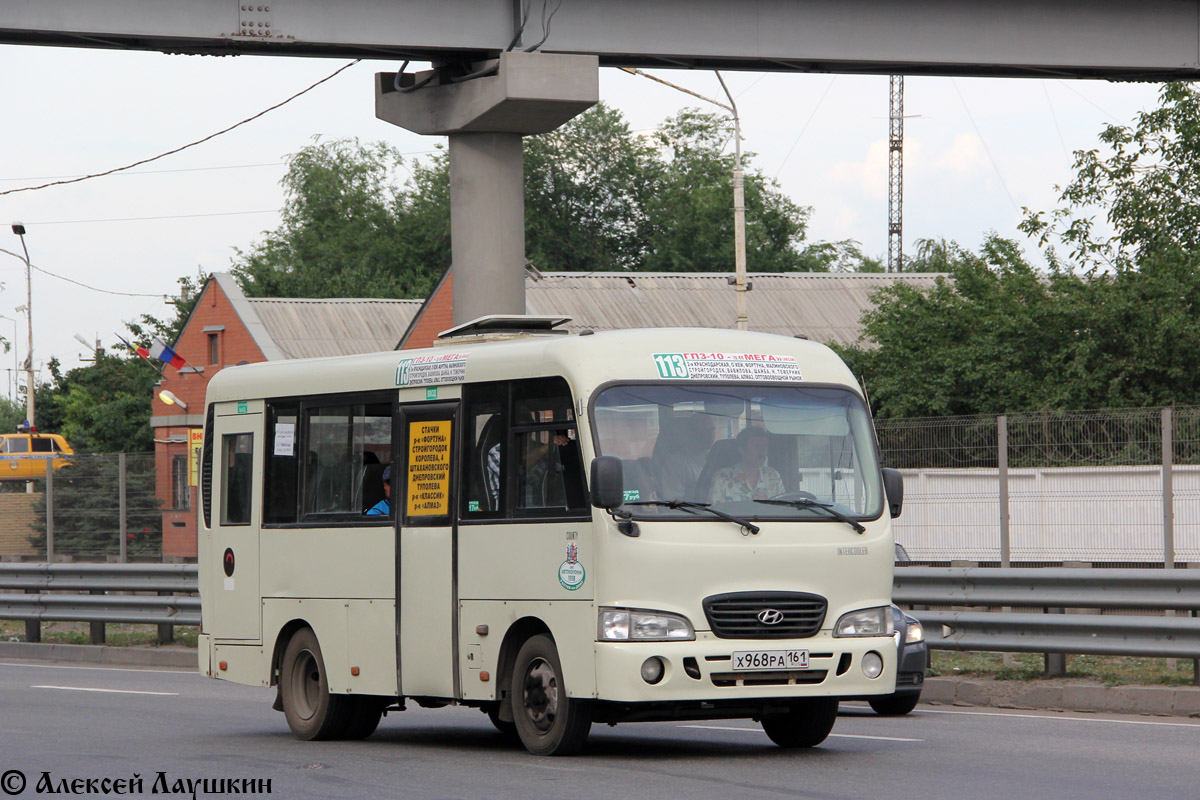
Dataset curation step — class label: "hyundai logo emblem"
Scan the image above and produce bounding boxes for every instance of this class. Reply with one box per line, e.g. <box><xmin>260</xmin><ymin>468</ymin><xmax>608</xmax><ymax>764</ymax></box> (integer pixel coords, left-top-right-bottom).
<box><xmin>757</xmin><ymin>608</ymin><xmax>785</xmax><ymax>625</ymax></box>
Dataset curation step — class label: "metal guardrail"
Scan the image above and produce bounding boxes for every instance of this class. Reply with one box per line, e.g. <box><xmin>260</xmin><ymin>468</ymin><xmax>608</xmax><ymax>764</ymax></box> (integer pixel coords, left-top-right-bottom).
<box><xmin>2</xmin><ymin>563</ymin><xmax>1197</xmax><ymax>659</ymax></box>
<box><xmin>0</xmin><ymin>563</ymin><xmax>200</xmax><ymax>643</ymax></box>
<box><xmin>895</xmin><ymin>567</ymin><xmax>1200</xmax><ymax>659</ymax></box>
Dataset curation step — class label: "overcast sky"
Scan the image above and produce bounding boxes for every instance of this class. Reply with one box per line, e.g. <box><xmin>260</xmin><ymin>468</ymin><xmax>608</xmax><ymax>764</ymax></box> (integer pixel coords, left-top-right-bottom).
<box><xmin>0</xmin><ymin>44</ymin><xmax>1163</xmax><ymax>392</ymax></box>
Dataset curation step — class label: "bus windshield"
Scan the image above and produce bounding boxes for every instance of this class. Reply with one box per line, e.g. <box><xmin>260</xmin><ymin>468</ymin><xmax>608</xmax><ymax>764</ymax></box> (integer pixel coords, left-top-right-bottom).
<box><xmin>592</xmin><ymin>383</ymin><xmax>883</xmax><ymax>522</ymax></box>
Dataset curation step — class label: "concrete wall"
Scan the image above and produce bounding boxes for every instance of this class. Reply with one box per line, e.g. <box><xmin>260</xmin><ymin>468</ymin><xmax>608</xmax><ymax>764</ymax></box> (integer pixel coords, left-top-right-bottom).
<box><xmin>894</xmin><ymin>464</ymin><xmax>1200</xmax><ymax>564</ymax></box>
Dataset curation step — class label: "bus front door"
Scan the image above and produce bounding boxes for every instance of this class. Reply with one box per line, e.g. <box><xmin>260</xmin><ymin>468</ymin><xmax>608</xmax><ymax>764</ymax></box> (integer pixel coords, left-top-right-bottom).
<box><xmin>396</xmin><ymin>401</ymin><xmax>460</xmax><ymax>700</ymax></box>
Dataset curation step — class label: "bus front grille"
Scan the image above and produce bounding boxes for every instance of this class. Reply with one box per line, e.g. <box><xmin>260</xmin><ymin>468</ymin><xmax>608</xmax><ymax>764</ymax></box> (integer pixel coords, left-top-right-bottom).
<box><xmin>702</xmin><ymin>592</ymin><xmax>827</xmax><ymax>639</ymax></box>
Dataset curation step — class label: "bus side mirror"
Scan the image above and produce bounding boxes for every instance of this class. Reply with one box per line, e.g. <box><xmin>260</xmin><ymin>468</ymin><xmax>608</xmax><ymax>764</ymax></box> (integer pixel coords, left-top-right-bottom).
<box><xmin>882</xmin><ymin>468</ymin><xmax>903</xmax><ymax>518</ymax></box>
<box><xmin>590</xmin><ymin>456</ymin><xmax>625</xmax><ymax>510</ymax></box>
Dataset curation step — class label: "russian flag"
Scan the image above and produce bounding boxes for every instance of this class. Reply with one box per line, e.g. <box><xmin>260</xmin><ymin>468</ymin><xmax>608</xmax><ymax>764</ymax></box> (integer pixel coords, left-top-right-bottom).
<box><xmin>149</xmin><ymin>338</ymin><xmax>187</xmax><ymax>369</ymax></box>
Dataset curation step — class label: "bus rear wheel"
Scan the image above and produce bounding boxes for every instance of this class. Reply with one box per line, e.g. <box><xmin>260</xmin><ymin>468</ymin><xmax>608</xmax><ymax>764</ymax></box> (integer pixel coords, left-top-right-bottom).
<box><xmin>760</xmin><ymin>698</ymin><xmax>839</xmax><ymax>748</ymax></box>
<box><xmin>510</xmin><ymin>634</ymin><xmax>591</xmax><ymax>756</ymax></box>
<box><xmin>280</xmin><ymin>628</ymin><xmax>351</xmax><ymax>741</ymax></box>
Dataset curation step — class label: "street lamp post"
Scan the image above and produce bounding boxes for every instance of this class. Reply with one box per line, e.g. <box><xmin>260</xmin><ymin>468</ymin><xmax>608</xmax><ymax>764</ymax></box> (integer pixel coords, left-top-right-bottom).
<box><xmin>10</xmin><ymin>224</ymin><xmax>33</xmax><ymax>428</ymax></box>
<box><xmin>620</xmin><ymin>68</ymin><xmax>749</xmax><ymax>330</ymax></box>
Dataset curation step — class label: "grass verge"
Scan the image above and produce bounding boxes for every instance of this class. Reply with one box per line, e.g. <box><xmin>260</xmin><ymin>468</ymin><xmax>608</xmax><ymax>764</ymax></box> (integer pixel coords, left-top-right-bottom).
<box><xmin>0</xmin><ymin>620</ymin><xmax>198</xmax><ymax>648</ymax></box>
<box><xmin>930</xmin><ymin>650</ymin><xmax>1199</xmax><ymax>687</ymax></box>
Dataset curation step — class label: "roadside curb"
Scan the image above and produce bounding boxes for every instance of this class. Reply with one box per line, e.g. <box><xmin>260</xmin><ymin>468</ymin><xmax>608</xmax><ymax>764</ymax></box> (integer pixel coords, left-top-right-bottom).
<box><xmin>0</xmin><ymin>641</ymin><xmax>197</xmax><ymax>670</ymax></box>
<box><xmin>923</xmin><ymin>676</ymin><xmax>1200</xmax><ymax>718</ymax></box>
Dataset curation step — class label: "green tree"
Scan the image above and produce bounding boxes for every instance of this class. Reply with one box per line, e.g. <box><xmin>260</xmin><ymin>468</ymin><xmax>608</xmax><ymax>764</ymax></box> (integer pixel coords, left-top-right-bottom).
<box><xmin>233</xmin><ymin>105</ymin><xmax>873</xmax><ymax>295</ymax></box>
<box><xmin>642</xmin><ymin>108</ymin><xmax>831</xmax><ymax>272</ymax></box>
<box><xmin>232</xmin><ymin>137</ymin><xmax>448</xmax><ymax>300</ymax></box>
<box><xmin>524</xmin><ymin>103</ymin><xmax>659</xmax><ymax>271</ymax></box>
<box><xmin>836</xmin><ymin>236</ymin><xmax>1081</xmax><ymax>418</ymax></box>
<box><xmin>1021</xmin><ymin>82</ymin><xmax>1200</xmax><ymax>273</ymax></box>
<box><xmin>36</xmin><ymin>352</ymin><xmax>159</xmax><ymax>454</ymax></box>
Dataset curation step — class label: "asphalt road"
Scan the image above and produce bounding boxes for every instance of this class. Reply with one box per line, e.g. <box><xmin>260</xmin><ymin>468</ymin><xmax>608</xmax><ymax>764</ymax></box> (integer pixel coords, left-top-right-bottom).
<box><xmin>1</xmin><ymin>660</ymin><xmax>1198</xmax><ymax>800</ymax></box>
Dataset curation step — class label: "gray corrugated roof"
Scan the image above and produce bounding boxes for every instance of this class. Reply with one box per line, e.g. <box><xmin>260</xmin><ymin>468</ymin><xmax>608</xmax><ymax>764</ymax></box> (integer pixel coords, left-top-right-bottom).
<box><xmin>523</xmin><ymin>272</ymin><xmax>945</xmax><ymax>345</ymax></box>
<box><xmin>246</xmin><ymin>297</ymin><xmax>423</xmax><ymax>359</ymax></box>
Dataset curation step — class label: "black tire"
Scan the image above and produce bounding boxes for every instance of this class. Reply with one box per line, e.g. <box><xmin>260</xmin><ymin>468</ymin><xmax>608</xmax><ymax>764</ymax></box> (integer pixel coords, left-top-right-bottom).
<box><xmin>760</xmin><ymin>698</ymin><xmax>839</xmax><ymax>748</ymax></box>
<box><xmin>486</xmin><ymin>704</ymin><xmax>520</xmax><ymax>743</ymax></box>
<box><xmin>342</xmin><ymin>696</ymin><xmax>386</xmax><ymax>739</ymax></box>
<box><xmin>280</xmin><ymin>628</ymin><xmax>352</xmax><ymax>741</ymax></box>
<box><xmin>510</xmin><ymin>634</ymin><xmax>592</xmax><ymax>756</ymax></box>
<box><xmin>868</xmin><ymin>691</ymin><xmax>920</xmax><ymax>716</ymax></box>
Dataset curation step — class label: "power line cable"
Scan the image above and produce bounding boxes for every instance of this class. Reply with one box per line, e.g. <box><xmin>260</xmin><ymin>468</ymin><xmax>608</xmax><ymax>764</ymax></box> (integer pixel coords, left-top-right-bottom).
<box><xmin>775</xmin><ymin>76</ymin><xmax>837</xmax><ymax>179</ymax></box>
<box><xmin>0</xmin><ymin>59</ymin><xmax>361</xmax><ymax>198</ymax></box>
<box><xmin>0</xmin><ymin>247</ymin><xmax>166</xmax><ymax>298</ymax></box>
<box><xmin>951</xmin><ymin>78</ymin><xmax>1020</xmax><ymax>213</ymax></box>
<box><xmin>20</xmin><ymin>209</ymin><xmax>278</xmax><ymax>226</ymax></box>
<box><xmin>1043</xmin><ymin>82</ymin><xmax>1070</xmax><ymax>159</ymax></box>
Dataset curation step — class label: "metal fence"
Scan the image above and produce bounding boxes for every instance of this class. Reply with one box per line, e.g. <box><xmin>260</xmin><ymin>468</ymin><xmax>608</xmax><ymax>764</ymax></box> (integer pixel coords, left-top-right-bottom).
<box><xmin>0</xmin><ymin>453</ymin><xmax>168</xmax><ymax>562</ymax></box>
<box><xmin>878</xmin><ymin>405</ymin><xmax>1200</xmax><ymax>566</ymax></box>
<box><xmin>0</xmin><ymin>563</ymin><xmax>199</xmax><ymax>645</ymax></box>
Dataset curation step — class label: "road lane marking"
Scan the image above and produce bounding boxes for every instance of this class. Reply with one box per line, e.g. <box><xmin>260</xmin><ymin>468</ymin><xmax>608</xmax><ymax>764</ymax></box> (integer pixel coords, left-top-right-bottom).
<box><xmin>678</xmin><ymin>724</ymin><xmax>922</xmax><ymax>742</ymax></box>
<box><xmin>31</xmin><ymin>685</ymin><xmax>178</xmax><ymax>696</ymax></box>
<box><xmin>919</xmin><ymin>708</ymin><xmax>1200</xmax><ymax>729</ymax></box>
<box><xmin>0</xmin><ymin>662</ymin><xmax>195</xmax><ymax>675</ymax></box>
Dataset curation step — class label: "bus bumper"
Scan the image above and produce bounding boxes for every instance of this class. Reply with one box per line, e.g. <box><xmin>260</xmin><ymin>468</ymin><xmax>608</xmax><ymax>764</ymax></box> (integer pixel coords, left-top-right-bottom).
<box><xmin>593</xmin><ymin>633</ymin><xmax>897</xmax><ymax>704</ymax></box>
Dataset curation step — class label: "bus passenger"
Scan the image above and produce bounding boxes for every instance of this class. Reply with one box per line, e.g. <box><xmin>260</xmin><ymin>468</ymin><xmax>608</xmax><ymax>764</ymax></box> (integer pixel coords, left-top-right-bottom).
<box><xmin>658</xmin><ymin>415</ymin><xmax>716</xmax><ymax>501</ymax></box>
<box><xmin>366</xmin><ymin>465</ymin><xmax>392</xmax><ymax>515</ymax></box>
<box><xmin>709</xmin><ymin>427</ymin><xmax>783</xmax><ymax>503</ymax></box>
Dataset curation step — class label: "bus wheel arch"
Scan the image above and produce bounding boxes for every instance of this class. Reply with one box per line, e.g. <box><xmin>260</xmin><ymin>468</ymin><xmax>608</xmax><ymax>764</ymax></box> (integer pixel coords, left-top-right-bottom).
<box><xmin>495</xmin><ymin>618</ymin><xmax>552</xmax><ymax>724</ymax></box>
<box><xmin>510</xmin><ymin>633</ymin><xmax>592</xmax><ymax>755</ymax></box>
<box><xmin>278</xmin><ymin>625</ymin><xmax>352</xmax><ymax>741</ymax></box>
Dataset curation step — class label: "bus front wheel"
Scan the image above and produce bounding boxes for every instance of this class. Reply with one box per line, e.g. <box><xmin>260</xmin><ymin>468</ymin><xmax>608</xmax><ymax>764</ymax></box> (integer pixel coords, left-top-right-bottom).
<box><xmin>760</xmin><ymin>698</ymin><xmax>839</xmax><ymax>748</ymax></box>
<box><xmin>510</xmin><ymin>634</ymin><xmax>591</xmax><ymax>756</ymax></box>
<box><xmin>280</xmin><ymin>628</ymin><xmax>351</xmax><ymax>741</ymax></box>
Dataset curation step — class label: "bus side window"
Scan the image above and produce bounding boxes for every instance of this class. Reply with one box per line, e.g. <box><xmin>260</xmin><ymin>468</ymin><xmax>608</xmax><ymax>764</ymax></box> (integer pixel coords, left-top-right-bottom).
<box><xmin>221</xmin><ymin>433</ymin><xmax>253</xmax><ymax>526</ymax></box>
<box><xmin>264</xmin><ymin>403</ymin><xmax>299</xmax><ymax>524</ymax></box>
<box><xmin>462</xmin><ymin>382</ymin><xmax>506</xmax><ymax>518</ymax></box>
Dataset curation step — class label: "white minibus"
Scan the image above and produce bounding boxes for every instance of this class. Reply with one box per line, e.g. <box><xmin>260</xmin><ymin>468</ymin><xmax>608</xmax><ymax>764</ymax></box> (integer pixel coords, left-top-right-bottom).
<box><xmin>198</xmin><ymin>318</ymin><xmax>903</xmax><ymax>755</ymax></box>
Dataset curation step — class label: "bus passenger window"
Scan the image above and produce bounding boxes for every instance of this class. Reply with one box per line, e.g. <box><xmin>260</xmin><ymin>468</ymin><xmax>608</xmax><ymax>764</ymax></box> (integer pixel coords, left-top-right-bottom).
<box><xmin>516</xmin><ymin>429</ymin><xmax>575</xmax><ymax>509</ymax></box>
<box><xmin>264</xmin><ymin>403</ymin><xmax>299</xmax><ymax>524</ymax></box>
<box><xmin>301</xmin><ymin>402</ymin><xmax>392</xmax><ymax>519</ymax></box>
<box><xmin>221</xmin><ymin>433</ymin><xmax>253</xmax><ymax>526</ymax></box>
<box><xmin>462</xmin><ymin>383</ymin><xmax>506</xmax><ymax>517</ymax></box>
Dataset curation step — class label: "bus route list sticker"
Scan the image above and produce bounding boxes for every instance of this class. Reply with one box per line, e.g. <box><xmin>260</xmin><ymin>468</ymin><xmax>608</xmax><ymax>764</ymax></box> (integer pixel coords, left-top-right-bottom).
<box><xmin>652</xmin><ymin>352</ymin><xmax>802</xmax><ymax>381</ymax></box>
<box><xmin>395</xmin><ymin>353</ymin><xmax>469</xmax><ymax>387</ymax></box>
<box><xmin>407</xmin><ymin>420</ymin><xmax>452</xmax><ymax>516</ymax></box>
<box><xmin>559</xmin><ymin>542</ymin><xmax>585</xmax><ymax>591</ymax></box>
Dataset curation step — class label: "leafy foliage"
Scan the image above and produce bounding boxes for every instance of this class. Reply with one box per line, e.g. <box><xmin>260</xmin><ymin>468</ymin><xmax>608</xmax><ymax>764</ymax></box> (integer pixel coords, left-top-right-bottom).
<box><xmin>232</xmin><ymin>137</ymin><xmax>449</xmax><ymax>299</ymax></box>
<box><xmin>231</xmin><ymin>104</ymin><xmax>873</xmax><ymax>296</ymax></box>
<box><xmin>35</xmin><ymin>352</ymin><xmax>159</xmax><ymax>453</ymax></box>
<box><xmin>1021</xmin><ymin>82</ymin><xmax>1200</xmax><ymax>273</ymax></box>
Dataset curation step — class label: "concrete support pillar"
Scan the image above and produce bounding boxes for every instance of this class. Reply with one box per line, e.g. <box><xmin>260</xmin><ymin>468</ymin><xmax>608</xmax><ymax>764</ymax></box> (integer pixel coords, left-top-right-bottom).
<box><xmin>449</xmin><ymin>133</ymin><xmax>526</xmax><ymax>321</ymax></box>
<box><xmin>376</xmin><ymin>52</ymin><xmax>597</xmax><ymax>326</ymax></box>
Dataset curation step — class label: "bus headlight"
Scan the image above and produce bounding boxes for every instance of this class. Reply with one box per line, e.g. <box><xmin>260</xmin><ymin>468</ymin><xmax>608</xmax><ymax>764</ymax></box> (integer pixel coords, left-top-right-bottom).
<box><xmin>833</xmin><ymin>607</ymin><xmax>893</xmax><ymax>637</ymax></box>
<box><xmin>598</xmin><ymin>608</ymin><xmax>695</xmax><ymax>641</ymax></box>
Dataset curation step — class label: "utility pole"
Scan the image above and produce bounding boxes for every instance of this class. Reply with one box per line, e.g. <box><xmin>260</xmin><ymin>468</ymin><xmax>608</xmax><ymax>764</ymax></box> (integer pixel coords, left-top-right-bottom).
<box><xmin>887</xmin><ymin>75</ymin><xmax>904</xmax><ymax>272</ymax></box>
<box><xmin>11</xmin><ymin>224</ymin><xmax>33</xmax><ymax>427</ymax></box>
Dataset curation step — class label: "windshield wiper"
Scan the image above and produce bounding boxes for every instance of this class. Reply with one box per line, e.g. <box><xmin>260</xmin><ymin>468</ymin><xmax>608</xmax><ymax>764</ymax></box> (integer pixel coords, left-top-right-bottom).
<box><xmin>755</xmin><ymin>498</ymin><xmax>867</xmax><ymax>534</ymax></box>
<box><xmin>624</xmin><ymin>499</ymin><xmax>760</xmax><ymax>535</ymax></box>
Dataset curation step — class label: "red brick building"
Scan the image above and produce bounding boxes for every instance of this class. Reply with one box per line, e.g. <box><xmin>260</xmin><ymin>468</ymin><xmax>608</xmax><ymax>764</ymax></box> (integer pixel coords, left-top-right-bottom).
<box><xmin>152</xmin><ymin>274</ymin><xmax>421</xmax><ymax>558</ymax></box>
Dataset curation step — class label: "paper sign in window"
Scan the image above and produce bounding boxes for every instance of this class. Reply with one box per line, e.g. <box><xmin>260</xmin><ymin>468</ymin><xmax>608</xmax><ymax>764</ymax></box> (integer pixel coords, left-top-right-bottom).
<box><xmin>273</xmin><ymin>423</ymin><xmax>295</xmax><ymax>457</ymax></box>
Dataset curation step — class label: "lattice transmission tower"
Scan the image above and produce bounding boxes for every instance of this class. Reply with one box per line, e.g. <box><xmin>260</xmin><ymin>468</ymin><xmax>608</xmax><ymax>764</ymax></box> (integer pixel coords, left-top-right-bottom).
<box><xmin>887</xmin><ymin>74</ymin><xmax>904</xmax><ymax>272</ymax></box>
